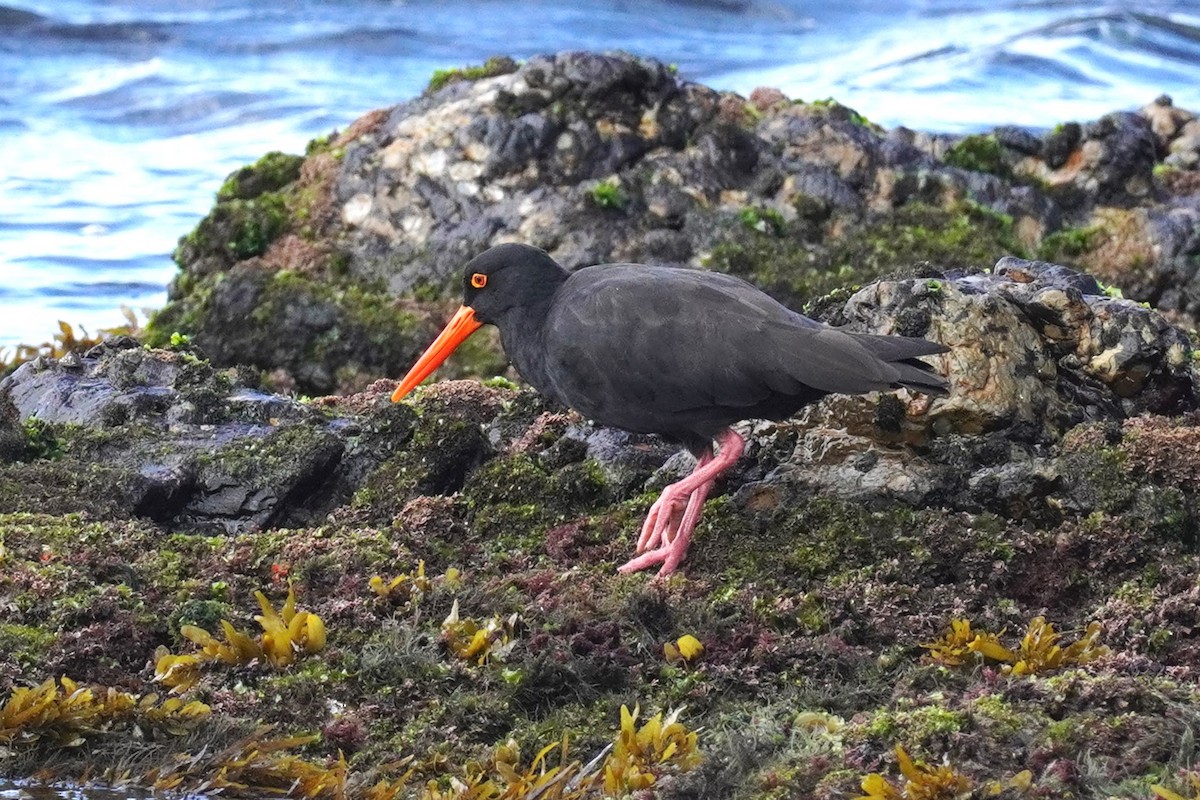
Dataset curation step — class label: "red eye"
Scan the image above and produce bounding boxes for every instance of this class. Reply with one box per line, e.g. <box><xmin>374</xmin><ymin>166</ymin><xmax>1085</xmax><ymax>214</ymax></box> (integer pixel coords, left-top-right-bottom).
<box><xmin>470</xmin><ymin>273</ymin><xmax>487</xmax><ymax>289</ymax></box>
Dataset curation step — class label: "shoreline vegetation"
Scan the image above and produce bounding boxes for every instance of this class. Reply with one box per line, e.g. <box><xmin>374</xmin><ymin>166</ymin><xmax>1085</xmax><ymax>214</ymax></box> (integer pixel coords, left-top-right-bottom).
<box><xmin>4</xmin><ymin>52</ymin><xmax>1200</xmax><ymax>798</ymax></box>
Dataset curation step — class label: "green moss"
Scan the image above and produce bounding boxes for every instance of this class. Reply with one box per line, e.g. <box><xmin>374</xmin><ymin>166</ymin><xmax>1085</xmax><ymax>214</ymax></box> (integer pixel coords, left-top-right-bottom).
<box><xmin>258</xmin><ymin>657</ymin><xmax>353</xmax><ymax>707</ymax></box>
<box><xmin>1067</xmin><ymin>445</ymin><xmax>1135</xmax><ymax>515</ymax></box>
<box><xmin>305</xmin><ymin>134</ymin><xmax>332</xmax><ymax>157</ymax></box>
<box><xmin>461</xmin><ymin>454</ymin><xmax>610</xmax><ymax>550</ymax></box>
<box><xmin>739</xmin><ymin>206</ymin><xmax>786</xmax><ymax>236</ymax></box>
<box><xmin>1148</xmin><ymin>627</ymin><xmax>1173</xmax><ymax>652</ymax></box>
<box><xmin>1037</xmin><ymin>224</ymin><xmax>1099</xmax><ymax>262</ymax></box>
<box><xmin>943</xmin><ymin>134</ymin><xmax>1008</xmax><ymax>176</ymax></box>
<box><xmin>1041</xmin><ymin>716</ymin><xmax>1083</xmax><ymax>746</ymax></box>
<box><xmin>21</xmin><ymin>417</ymin><xmax>65</xmax><ymax>461</ymax></box>
<box><xmin>748</xmin><ymin>588</ymin><xmax>834</xmax><ymax>636</ymax></box>
<box><xmin>168</xmin><ymin>598</ymin><xmax>232</xmax><ymax>634</ymax></box>
<box><xmin>0</xmin><ymin>623</ymin><xmax>56</xmax><ymax>667</ymax></box>
<box><xmin>172</xmin><ymin>192</ymin><xmax>289</xmax><ymax>267</ymax></box>
<box><xmin>202</xmin><ymin>425</ymin><xmax>338</xmax><ymax>486</ymax></box>
<box><xmin>473</xmin><ymin>503</ymin><xmax>545</xmax><ymax>550</ymax></box>
<box><xmin>706</xmin><ymin>200</ymin><xmax>1022</xmax><ymax>309</ymax></box>
<box><xmin>352</xmin><ymin>411</ymin><xmax>480</xmax><ymax>521</ymax></box>
<box><xmin>807</xmin><ymin>97</ymin><xmax>870</xmax><ymax>127</ymax></box>
<box><xmin>0</xmin><ymin>461</ymin><xmax>139</xmax><ymax>517</ymax></box>
<box><xmin>229</xmin><ymin>194</ymin><xmax>289</xmax><ymax>259</ymax></box>
<box><xmin>589</xmin><ymin>179</ymin><xmax>628</xmax><ymax>211</ymax></box>
<box><xmin>780</xmin><ymin>498</ymin><xmax>920</xmax><ymax>582</ymax></box>
<box><xmin>216</xmin><ymin>151</ymin><xmax>304</xmax><ymax>202</ymax></box>
<box><xmin>483</xmin><ymin>376</ymin><xmax>518</xmax><ymax>391</ymax></box>
<box><xmin>862</xmin><ymin>703</ymin><xmax>969</xmax><ymax>742</ymax></box>
<box><xmin>426</xmin><ymin>56</ymin><xmax>518</xmax><ymax>94</ymax></box>
<box><xmin>142</xmin><ymin>275</ymin><xmax>217</xmax><ymax>348</ymax></box>
<box><xmin>969</xmin><ymin>694</ymin><xmax>1031</xmax><ymax>737</ymax></box>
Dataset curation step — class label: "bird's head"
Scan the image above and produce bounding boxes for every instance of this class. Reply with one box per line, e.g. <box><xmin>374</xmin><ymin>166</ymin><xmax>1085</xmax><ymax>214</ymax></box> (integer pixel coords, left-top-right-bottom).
<box><xmin>391</xmin><ymin>243</ymin><xmax>568</xmax><ymax>402</ymax></box>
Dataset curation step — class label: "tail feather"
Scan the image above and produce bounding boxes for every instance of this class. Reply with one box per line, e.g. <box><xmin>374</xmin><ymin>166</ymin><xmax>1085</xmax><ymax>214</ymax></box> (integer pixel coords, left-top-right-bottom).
<box><xmin>856</xmin><ymin>333</ymin><xmax>950</xmax><ymax>397</ymax></box>
<box><xmin>890</xmin><ymin>359</ymin><xmax>950</xmax><ymax>396</ymax></box>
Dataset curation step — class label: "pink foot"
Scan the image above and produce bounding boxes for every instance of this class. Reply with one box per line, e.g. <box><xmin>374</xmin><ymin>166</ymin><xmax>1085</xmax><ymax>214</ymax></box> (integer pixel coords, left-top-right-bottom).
<box><xmin>617</xmin><ymin>429</ymin><xmax>744</xmax><ymax>577</ymax></box>
<box><xmin>634</xmin><ymin>452</ymin><xmax>712</xmax><ymax>554</ymax></box>
<box><xmin>618</xmin><ymin>479</ymin><xmax>712</xmax><ymax>576</ymax></box>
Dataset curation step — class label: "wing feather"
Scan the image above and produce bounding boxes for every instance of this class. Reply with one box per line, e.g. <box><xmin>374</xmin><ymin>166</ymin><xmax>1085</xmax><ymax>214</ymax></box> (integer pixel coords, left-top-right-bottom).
<box><xmin>540</xmin><ymin>264</ymin><xmax>935</xmax><ymax>430</ymax></box>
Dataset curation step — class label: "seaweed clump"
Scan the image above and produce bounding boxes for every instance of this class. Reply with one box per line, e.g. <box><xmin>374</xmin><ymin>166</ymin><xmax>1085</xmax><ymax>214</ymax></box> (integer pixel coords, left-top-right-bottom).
<box><xmin>856</xmin><ymin>745</ymin><xmax>1031</xmax><ymax>799</ymax></box>
<box><xmin>441</xmin><ymin>599</ymin><xmax>519</xmax><ymax>665</ymax></box>
<box><xmin>0</xmin><ymin>313</ymin><xmax>141</xmax><ymax>375</ymax></box>
<box><xmin>0</xmin><ymin>676</ymin><xmax>210</xmax><ymax>747</ymax></box>
<box><xmin>154</xmin><ymin>586</ymin><xmax>326</xmax><ymax>692</ymax></box>
<box><xmin>375</xmin><ymin>705</ymin><xmax>701</xmax><ymax>800</ymax></box>
<box><xmin>922</xmin><ymin>616</ymin><xmax>1108</xmax><ymax>675</ymax></box>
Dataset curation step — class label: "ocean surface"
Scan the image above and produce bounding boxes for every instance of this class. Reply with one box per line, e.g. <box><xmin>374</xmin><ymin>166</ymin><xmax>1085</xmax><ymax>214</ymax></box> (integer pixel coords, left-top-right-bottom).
<box><xmin>1</xmin><ymin>0</ymin><xmax>1198</xmax><ymax>350</ymax></box>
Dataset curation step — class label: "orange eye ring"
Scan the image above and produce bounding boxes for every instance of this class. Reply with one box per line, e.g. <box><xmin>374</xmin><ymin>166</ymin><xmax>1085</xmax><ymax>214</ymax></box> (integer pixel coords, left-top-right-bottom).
<box><xmin>470</xmin><ymin>273</ymin><xmax>487</xmax><ymax>289</ymax></box>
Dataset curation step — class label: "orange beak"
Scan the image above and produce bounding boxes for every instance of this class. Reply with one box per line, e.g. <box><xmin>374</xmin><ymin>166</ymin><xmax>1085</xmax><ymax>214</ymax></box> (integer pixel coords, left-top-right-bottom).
<box><xmin>391</xmin><ymin>305</ymin><xmax>483</xmax><ymax>402</ymax></box>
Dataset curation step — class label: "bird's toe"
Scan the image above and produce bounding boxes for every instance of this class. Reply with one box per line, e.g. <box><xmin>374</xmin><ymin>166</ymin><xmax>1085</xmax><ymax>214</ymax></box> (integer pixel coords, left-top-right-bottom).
<box><xmin>618</xmin><ymin>548</ymin><xmax>667</xmax><ymax>574</ymax></box>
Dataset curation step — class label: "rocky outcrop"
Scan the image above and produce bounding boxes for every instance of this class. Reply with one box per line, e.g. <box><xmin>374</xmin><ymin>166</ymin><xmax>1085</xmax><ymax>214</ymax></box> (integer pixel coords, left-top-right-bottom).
<box><xmin>145</xmin><ymin>51</ymin><xmax>1200</xmax><ymax>396</ymax></box>
<box><xmin>5</xmin><ymin>257</ymin><xmax>1192</xmax><ymax>534</ymax></box>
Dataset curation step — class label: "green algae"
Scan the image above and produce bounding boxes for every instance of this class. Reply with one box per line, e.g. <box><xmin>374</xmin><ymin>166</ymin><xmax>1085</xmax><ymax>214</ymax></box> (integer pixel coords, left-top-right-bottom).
<box><xmin>863</xmin><ymin>703</ymin><xmax>969</xmax><ymax>742</ymax></box>
<box><xmin>174</xmin><ymin>148</ymin><xmax>311</xmax><ymax>267</ymax></box>
<box><xmin>180</xmin><ymin>192</ymin><xmax>289</xmax><ymax>264</ymax></box>
<box><xmin>197</xmin><ymin>424</ymin><xmax>339</xmax><ymax>486</ymax></box>
<box><xmin>0</xmin><ymin>461</ymin><xmax>140</xmax><ymax>518</ymax></box>
<box><xmin>805</xmin><ymin>97</ymin><xmax>872</xmax><ymax>127</ymax></box>
<box><xmin>969</xmin><ymin>694</ymin><xmax>1031</xmax><ymax>738</ymax></box>
<box><xmin>589</xmin><ymin>179</ymin><xmax>628</xmax><ymax>211</ymax></box>
<box><xmin>169</xmin><ymin>598</ymin><xmax>233</xmax><ymax>635</ymax></box>
<box><xmin>943</xmin><ymin>133</ymin><xmax>1009</xmax><ymax>176</ymax></box>
<box><xmin>705</xmin><ymin>200</ymin><xmax>1024</xmax><ymax>309</ymax></box>
<box><xmin>217</xmin><ymin>151</ymin><xmax>305</xmax><ymax>203</ymax></box>
<box><xmin>21</xmin><ymin>417</ymin><xmax>66</xmax><ymax>461</ymax></box>
<box><xmin>0</xmin><ymin>623</ymin><xmax>55</xmax><ymax>669</ymax></box>
<box><xmin>739</xmin><ymin>205</ymin><xmax>787</xmax><ymax>236</ymax></box>
<box><xmin>1038</xmin><ymin>224</ymin><xmax>1100</xmax><ymax>262</ymax></box>
<box><xmin>426</xmin><ymin>56</ymin><xmax>519</xmax><ymax>94</ymax></box>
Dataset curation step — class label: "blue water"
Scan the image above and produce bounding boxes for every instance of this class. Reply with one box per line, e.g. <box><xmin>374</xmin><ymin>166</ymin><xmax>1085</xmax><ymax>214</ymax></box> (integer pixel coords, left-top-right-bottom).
<box><xmin>1</xmin><ymin>0</ymin><xmax>1198</xmax><ymax>349</ymax></box>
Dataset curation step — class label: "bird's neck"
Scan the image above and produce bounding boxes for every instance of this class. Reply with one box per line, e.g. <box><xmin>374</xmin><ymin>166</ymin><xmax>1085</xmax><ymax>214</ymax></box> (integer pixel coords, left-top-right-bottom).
<box><xmin>496</xmin><ymin>284</ymin><xmax>562</xmax><ymax>401</ymax></box>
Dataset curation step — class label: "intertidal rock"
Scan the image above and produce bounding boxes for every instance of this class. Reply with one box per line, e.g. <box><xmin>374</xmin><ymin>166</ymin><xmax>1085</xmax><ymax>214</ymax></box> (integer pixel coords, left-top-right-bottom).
<box><xmin>147</xmin><ymin>51</ymin><xmax>1200</xmax><ymax>395</ymax></box>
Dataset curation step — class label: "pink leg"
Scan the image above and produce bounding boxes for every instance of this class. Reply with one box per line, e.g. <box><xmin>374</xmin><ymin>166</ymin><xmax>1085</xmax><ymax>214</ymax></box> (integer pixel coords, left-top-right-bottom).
<box><xmin>634</xmin><ymin>451</ymin><xmax>712</xmax><ymax>555</ymax></box>
<box><xmin>618</xmin><ymin>428</ymin><xmax>744</xmax><ymax>577</ymax></box>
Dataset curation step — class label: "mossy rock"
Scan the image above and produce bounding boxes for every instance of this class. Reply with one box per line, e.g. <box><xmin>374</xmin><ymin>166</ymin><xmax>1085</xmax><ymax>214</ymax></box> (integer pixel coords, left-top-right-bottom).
<box><xmin>706</xmin><ymin>200</ymin><xmax>1023</xmax><ymax>311</ymax></box>
<box><xmin>174</xmin><ymin>193</ymin><xmax>289</xmax><ymax>267</ymax></box>
<box><xmin>943</xmin><ymin>133</ymin><xmax>1010</xmax><ymax>177</ymax></box>
<box><xmin>217</xmin><ymin>151</ymin><xmax>305</xmax><ymax>202</ymax></box>
<box><xmin>426</xmin><ymin>56</ymin><xmax>519</xmax><ymax>94</ymax></box>
<box><xmin>461</xmin><ymin>453</ymin><xmax>612</xmax><ymax>556</ymax></box>
<box><xmin>146</xmin><ymin>267</ymin><xmax>433</xmax><ymax>395</ymax></box>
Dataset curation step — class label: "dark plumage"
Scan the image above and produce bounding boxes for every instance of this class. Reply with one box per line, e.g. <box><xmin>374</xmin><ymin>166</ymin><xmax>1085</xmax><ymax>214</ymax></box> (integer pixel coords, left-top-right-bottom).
<box><xmin>394</xmin><ymin>243</ymin><xmax>949</xmax><ymax>575</ymax></box>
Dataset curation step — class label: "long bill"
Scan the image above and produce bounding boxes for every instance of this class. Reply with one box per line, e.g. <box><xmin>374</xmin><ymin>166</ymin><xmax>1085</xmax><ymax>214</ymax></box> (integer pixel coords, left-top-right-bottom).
<box><xmin>391</xmin><ymin>305</ymin><xmax>483</xmax><ymax>402</ymax></box>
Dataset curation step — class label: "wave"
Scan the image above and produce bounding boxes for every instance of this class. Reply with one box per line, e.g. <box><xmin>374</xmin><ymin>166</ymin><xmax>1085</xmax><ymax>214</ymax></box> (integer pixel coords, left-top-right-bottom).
<box><xmin>0</xmin><ymin>4</ymin><xmax>41</xmax><ymax>27</ymax></box>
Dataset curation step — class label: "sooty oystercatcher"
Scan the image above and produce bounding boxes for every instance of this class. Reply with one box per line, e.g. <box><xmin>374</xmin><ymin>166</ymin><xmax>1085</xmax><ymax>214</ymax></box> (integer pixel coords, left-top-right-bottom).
<box><xmin>393</xmin><ymin>243</ymin><xmax>948</xmax><ymax>576</ymax></box>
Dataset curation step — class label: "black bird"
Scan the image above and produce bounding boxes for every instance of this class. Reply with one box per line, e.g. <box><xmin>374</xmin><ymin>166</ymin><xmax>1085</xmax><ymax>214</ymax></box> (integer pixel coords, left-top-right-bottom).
<box><xmin>393</xmin><ymin>243</ymin><xmax>948</xmax><ymax>576</ymax></box>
